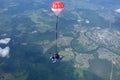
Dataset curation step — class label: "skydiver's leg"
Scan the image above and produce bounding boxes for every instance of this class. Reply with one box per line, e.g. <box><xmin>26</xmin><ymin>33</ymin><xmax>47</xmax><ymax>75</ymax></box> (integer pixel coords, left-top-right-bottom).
<box><xmin>52</xmin><ymin>59</ymin><xmax>57</xmax><ymax>63</ymax></box>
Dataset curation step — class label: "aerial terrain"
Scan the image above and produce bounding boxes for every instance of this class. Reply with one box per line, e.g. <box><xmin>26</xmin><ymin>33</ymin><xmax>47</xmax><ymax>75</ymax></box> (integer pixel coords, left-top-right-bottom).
<box><xmin>0</xmin><ymin>0</ymin><xmax>120</xmax><ymax>80</ymax></box>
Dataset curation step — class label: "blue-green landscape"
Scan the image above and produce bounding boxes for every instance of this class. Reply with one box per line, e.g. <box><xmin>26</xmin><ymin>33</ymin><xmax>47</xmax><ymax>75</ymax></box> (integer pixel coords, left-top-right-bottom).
<box><xmin>0</xmin><ymin>0</ymin><xmax>120</xmax><ymax>80</ymax></box>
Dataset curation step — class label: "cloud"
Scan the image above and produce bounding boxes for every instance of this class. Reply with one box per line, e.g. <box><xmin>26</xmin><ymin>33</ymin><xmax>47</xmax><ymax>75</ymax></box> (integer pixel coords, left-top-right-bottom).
<box><xmin>0</xmin><ymin>38</ymin><xmax>11</xmax><ymax>44</ymax></box>
<box><xmin>0</xmin><ymin>47</ymin><xmax>10</xmax><ymax>58</ymax></box>
<box><xmin>115</xmin><ymin>9</ymin><xmax>120</xmax><ymax>13</ymax></box>
<box><xmin>31</xmin><ymin>30</ymin><xmax>37</xmax><ymax>34</ymax></box>
<box><xmin>85</xmin><ymin>19</ymin><xmax>90</xmax><ymax>24</ymax></box>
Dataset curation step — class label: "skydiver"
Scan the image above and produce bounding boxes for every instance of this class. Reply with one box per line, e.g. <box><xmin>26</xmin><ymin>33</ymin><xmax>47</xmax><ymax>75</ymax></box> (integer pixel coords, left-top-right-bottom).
<box><xmin>50</xmin><ymin>53</ymin><xmax>63</xmax><ymax>63</ymax></box>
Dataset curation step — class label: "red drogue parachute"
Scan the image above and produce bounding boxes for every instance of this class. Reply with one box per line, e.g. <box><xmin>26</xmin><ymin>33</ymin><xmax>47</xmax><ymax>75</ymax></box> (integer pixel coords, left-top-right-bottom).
<box><xmin>51</xmin><ymin>0</ymin><xmax>64</xmax><ymax>16</ymax></box>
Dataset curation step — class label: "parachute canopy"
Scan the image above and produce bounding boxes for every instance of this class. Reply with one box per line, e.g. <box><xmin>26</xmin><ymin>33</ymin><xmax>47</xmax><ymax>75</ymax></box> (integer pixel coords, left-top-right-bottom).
<box><xmin>51</xmin><ymin>0</ymin><xmax>64</xmax><ymax>16</ymax></box>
